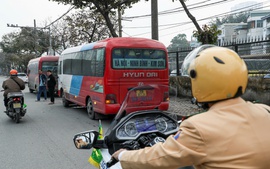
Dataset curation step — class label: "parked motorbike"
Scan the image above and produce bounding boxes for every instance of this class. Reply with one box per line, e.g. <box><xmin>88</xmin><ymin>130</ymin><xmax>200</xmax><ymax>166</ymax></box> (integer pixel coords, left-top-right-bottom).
<box><xmin>73</xmin><ymin>84</ymin><xmax>194</xmax><ymax>169</ymax></box>
<box><xmin>5</xmin><ymin>92</ymin><xmax>26</xmax><ymax>123</ymax></box>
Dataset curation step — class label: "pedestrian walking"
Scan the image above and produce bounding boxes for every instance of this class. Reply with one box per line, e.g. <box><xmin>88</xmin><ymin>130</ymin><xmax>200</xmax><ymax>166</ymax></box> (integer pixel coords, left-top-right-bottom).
<box><xmin>36</xmin><ymin>70</ymin><xmax>47</xmax><ymax>101</ymax></box>
<box><xmin>46</xmin><ymin>70</ymin><xmax>56</xmax><ymax>105</ymax></box>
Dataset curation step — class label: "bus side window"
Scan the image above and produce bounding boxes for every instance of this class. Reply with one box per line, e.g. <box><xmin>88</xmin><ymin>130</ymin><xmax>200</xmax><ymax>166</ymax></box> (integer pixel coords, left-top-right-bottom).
<box><xmin>72</xmin><ymin>52</ymin><xmax>82</xmax><ymax>75</ymax></box>
<box><xmin>96</xmin><ymin>48</ymin><xmax>105</xmax><ymax>77</ymax></box>
<box><xmin>82</xmin><ymin>50</ymin><xmax>93</xmax><ymax>76</ymax></box>
<box><xmin>96</xmin><ymin>49</ymin><xmax>104</xmax><ymax>61</ymax></box>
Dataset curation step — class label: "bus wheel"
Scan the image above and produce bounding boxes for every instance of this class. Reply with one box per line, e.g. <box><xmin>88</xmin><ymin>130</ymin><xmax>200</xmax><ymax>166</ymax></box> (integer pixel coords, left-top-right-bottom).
<box><xmin>62</xmin><ymin>93</ymin><xmax>69</xmax><ymax>107</ymax></box>
<box><xmin>87</xmin><ymin>98</ymin><xmax>95</xmax><ymax>120</ymax></box>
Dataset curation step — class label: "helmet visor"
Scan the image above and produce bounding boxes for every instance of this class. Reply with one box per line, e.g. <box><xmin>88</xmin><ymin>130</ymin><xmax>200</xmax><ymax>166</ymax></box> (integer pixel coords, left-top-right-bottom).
<box><xmin>181</xmin><ymin>44</ymin><xmax>216</xmax><ymax>77</ymax></box>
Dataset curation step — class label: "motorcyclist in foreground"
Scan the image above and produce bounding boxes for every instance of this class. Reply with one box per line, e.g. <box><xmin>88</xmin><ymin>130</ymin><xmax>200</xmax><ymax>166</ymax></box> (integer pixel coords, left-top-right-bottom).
<box><xmin>112</xmin><ymin>46</ymin><xmax>270</xmax><ymax>169</ymax></box>
<box><xmin>2</xmin><ymin>69</ymin><xmax>25</xmax><ymax>112</ymax></box>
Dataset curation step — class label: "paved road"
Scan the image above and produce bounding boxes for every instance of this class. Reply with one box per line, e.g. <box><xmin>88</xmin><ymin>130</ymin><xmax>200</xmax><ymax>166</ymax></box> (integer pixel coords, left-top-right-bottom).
<box><xmin>0</xmin><ymin>76</ymin><xmax>112</xmax><ymax>169</ymax></box>
<box><xmin>0</xmin><ymin>76</ymin><xmax>201</xmax><ymax>169</ymax></box>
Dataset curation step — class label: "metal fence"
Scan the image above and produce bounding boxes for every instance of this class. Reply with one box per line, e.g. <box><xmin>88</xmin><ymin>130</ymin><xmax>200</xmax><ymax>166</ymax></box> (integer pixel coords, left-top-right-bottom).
<box><xmin>168</xmin><ymin>38</ymin><xmax>270</xmax><ymax>77</ymax></box>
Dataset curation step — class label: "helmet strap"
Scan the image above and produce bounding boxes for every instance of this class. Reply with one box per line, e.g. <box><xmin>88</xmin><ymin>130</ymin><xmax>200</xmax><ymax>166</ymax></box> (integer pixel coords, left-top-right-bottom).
<box><xmin>191</xmin><ymin>97</ymin><xmax>209</xmax><ymax>110</ymax></box>
<box><xmin>234</xmin><ymin>87</ymin><xmax>243</xmax><ymax>98</ymax></box>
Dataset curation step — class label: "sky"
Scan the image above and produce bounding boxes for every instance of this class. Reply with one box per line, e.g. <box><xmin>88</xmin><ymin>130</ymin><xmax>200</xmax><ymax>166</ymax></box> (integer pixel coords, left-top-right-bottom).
<box><xmin>0</xmin><ymin>0</ymin><xmax>270</xmax><ymax>47</ymax></box>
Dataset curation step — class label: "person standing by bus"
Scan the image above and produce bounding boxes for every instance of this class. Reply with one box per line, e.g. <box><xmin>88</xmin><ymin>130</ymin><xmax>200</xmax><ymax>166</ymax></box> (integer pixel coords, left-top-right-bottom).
<box><xmin>36</xmin><ymin>70</ymin><xmax>47</xmax><ymax>102</ymax></box>
<box><xmin>46</xmin><ymin>70</ymin><xmax>56</xmax><ymax>105</ymax></box>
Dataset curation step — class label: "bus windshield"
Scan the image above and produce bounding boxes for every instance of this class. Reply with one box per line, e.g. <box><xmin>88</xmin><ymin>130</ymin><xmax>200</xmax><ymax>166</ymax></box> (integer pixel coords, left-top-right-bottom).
<box><xmin>112</xmin><ymin>48</ymin><xmax>166</xmax><ymax>69</ymax></box>
<box><xmin>42</xmin><ymin>61</ymin><xmax>58</xmax><ymax>73</ymax></box>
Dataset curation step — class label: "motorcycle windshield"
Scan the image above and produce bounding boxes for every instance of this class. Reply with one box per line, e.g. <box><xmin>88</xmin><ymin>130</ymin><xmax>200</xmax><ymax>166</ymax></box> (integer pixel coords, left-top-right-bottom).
<box><xmin>105</xmin><ymin>84</ymin><xmax>178</xmax><ymax>136</ymax></box>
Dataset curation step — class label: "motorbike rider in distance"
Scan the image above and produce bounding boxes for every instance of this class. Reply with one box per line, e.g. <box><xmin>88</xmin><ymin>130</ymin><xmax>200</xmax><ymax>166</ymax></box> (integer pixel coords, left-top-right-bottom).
<box><xmin>112</xmin><ymin>46</ymin><xmax>270</xmax><ymax>169</ymax></box>
<box><xmin>2</xmin><ymin>69</ymin><xmax>25</xmax><ymax>112</ymax></box>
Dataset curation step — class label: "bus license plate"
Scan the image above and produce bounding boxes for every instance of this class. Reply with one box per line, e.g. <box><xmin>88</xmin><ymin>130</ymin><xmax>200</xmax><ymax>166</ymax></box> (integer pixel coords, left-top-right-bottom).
<box><xmin>136</xmin><ymin>90</ymin><xmax>146</xmax><ymax>97</ymax></box>
<box><xmin>13</xmin><ymin>103</ymin><xmax>21</xmax><ymax>108</ymax></box>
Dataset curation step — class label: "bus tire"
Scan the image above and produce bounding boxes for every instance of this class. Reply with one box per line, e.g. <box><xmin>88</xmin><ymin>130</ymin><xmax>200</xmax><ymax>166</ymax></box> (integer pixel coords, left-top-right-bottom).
<box><xmin>87</xmin><ymin>98</ymin><xmax>95</xmax><ymax>120</ymax></box>
<box><xmin>62</xmin><ymin>93</ymin><xmax>69</xmax><ymax>107</ymax></box>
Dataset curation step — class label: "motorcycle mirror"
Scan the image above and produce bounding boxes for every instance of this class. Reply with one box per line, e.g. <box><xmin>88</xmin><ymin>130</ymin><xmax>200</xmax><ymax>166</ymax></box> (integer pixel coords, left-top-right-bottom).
<box><xmin>73</xmin><ymin>130</ymin><xmax>99</xmax><ymax>149</ymax></box>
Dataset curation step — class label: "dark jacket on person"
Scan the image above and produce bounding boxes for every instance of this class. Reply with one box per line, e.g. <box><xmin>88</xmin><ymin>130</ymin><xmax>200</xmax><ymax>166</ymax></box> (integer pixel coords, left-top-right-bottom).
<box><xmin>2</xmin><ymin>76</ymin><xmax>25</xmax><ymax>97</ymax></box>
<box><xmin>47</xmin><ymin>74</ymin><xmax>56</xmax><ymax>88</ymax></box>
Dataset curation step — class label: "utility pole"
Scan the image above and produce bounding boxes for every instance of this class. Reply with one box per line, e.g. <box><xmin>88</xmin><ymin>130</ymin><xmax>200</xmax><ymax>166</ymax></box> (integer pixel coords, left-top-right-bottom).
<box><xmin>151</xmin><ymin>0</ymin><xmax>159</xmax><ymax>40</ymax></box>
<box><xmin>48</xmin><ymin>26</ymin><xmax>53</xmax><ymax>55</ymax></box>
<box><xmin>118</xmin><ymin>6</ymin><xmax>122</xmax><ymax>37</ymax></box>
<box><xmin>34</xmin><ymin>19</ymin><xmax>37</xmax><ymax>55</ymax></box>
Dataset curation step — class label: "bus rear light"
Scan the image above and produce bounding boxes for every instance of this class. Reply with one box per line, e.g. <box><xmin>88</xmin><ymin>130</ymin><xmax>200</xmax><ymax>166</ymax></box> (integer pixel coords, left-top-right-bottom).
<box><xmin>163</xmin><ymin>92</ymin><xmax>169</xmax><ymax>102</ymax></box>
<box><xmin>105</xmin><ymin>94</ymin><xmax>116</xmax><ymax>104</ymax></box>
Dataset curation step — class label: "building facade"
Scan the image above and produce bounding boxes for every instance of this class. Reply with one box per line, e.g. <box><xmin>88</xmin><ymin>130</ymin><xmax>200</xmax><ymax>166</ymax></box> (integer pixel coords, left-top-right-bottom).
<box><xmin>218</xmin><ymin>10</ymin><xmax>270</xmax><ymax>46</ymax></box>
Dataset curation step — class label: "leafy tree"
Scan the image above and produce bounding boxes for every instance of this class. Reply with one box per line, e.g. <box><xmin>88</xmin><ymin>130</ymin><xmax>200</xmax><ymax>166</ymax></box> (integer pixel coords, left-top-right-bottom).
<box><xmin>1</xmin><ymin>28</ymin><xmax>52</xmax><ymax>56</ymax></box>
<box><xmin>63</xmin><ymin>8</ymin><xmax>116</xmax><ymax>46</ymax></box>
<box><xmin>167</xmin><ymin>33</ymin><xmax>189</xmax><ymax>52</ymax></box>
<box><xmin>193</xmin><ymin>24</ymin><xmax>221</xmax><ymax>45</ymax></box>
<box><xmin>46</xmin><ymin>20</ymin><xmax>70</xmax><ymax>53</ymax></box>
<box><xmin>0</xmin><ymin>32</ymin><xmax>19</xmax><ymax>54</ymax></box>
<box><xmin>0</xmin><ymin>51</ymin><xmax>35</xmax><ymax>75</ymax></box>
<box><xmin>172</xmin><ymin>0</ymin><xmax>221</xmax><ymax>44</ymax></box>
<box><xmin>0</xmin><ymin>31</ymin><xmax>44</xmax><ymax>73</ymax></box>
<box><xmin>49</xmin><ymin>0</ymin><xmax>141</xmax><ymax>37</ymax></box>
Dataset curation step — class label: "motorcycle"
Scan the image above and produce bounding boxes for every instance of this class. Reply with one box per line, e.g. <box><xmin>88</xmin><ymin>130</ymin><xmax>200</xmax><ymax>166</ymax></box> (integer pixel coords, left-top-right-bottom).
<box><xmin>5</xmin><ymin>92</ymin><xmax>26</xmax><ymax>123</ymax></box>
<box><xmin>73</xmin><ymin>84</ymin><xmax>195</xmax><ymax>169</ymax></box>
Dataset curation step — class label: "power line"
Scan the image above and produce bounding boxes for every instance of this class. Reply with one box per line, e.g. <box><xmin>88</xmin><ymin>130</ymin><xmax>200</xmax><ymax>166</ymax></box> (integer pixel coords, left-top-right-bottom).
<box><xmin>157</xmin><ymin>0</ymin><xmax>236</xmax><ymax>17</ymax></box>
<box><xmin>124</xmin><ymin>1</ymin><xmax>269</xmax><ymax>30</ymax></box>
<box><xmin>157</xmin><ymin>0</ymin><xmax>211</xmax><ymax>13</ymax></box>
<box><xmin>127</xmin><ymin>2</ymin><xmax>270</xmax><ymax>37</ymax></box>
<box><xmin>123</xmin><ymin>0</ymin><xmax>236</xmax><ymax>19</ymax></box>
<box><xmin>44</xmin><ymin>5</ymin><xmax>75</xmax><ymax>29</ymax></box>
<box><xmin>160</xmin><ymin>26</ymin><xmax>195</xmax><ymax>37</ymax></box>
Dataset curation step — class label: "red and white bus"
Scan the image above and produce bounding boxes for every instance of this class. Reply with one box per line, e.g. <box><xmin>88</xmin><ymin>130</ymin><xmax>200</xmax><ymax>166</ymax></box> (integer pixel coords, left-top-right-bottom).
<box><xmin>27</xmin><ymin>55</ymin><xmax>59</xmax><ymax>95</ymax></box>
<box><xmin>58</xmin><ymin>37</ymin><xmax>169</xmax><ymax>119</ymax></box>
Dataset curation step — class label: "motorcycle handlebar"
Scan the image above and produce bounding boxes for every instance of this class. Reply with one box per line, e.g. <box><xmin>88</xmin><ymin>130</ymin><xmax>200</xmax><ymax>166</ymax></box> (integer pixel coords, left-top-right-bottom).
<box><xmin>106</xmin><ymin>157</ymin><xmax>119</xmax><ymax>168</ymax></box>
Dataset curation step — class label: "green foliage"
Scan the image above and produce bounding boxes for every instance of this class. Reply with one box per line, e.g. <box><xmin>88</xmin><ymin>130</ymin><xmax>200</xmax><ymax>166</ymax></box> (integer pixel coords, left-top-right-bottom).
<box><xmin>0</xmin><ymin>29</ymin><xmax>49</xmax><ymax>73</ymax></box>
<box><xmin>1</xmin><ymin>28</ymin><xmax>51</xmax><ymax>56</ymax></box>
<box><xmin>49</xmin><ymin>0</ymin><xmax>140</xmax><ymax>10</ymax></box>
<box><xmin>167</xmin><ymin>34</ymin><xmax>190</xmax><ymax>52</ymax></box>
<box><xmin>0</xmin><ymin>32</ymin><xmax>19</xmax><ymax>53</ymax></box>
<box><xmin>172</xmin><ymin>0</ymin><xmax>220</xmax><ymax>44</ymax></box>
<box><xmin>0</xmin><ymin>52</ymin><xmax>35</xmax><ymax>75</ymax></box>
<box><xmin>63</xmin><ymin>7</ymin><xmax>115</xmax><ymax>46</ymax></box>
<box><xmin>193</xmin><ymin>24</ymin><xmax>221</xmax><ymax>44</ymax></box>
<box><xmin>49</xmin><ymin>0</ymin><xmax>141</xmax><ymax>37</ymax></box>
